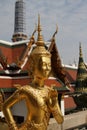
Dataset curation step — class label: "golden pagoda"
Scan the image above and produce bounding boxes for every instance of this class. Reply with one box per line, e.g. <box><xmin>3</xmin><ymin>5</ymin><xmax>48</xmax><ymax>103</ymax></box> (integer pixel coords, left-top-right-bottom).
<box><xmin>76</xmin><ymin>43</ymin><xmax>87</xmax><ymax>92</ymax></box>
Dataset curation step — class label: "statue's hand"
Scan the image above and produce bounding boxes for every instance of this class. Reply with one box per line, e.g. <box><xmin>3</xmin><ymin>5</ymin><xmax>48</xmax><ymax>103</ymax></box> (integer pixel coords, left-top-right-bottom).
<box><xmin>48</xmin><ymin>89</ymin><xmax>58</xmax><ymax>108</ymax></box>
<box><xmin>48</xmin><ymin>89</ymin><xmax>64</xmax><ymax>124</ymax></box>
<box><xmin>48</xmin><ymin>89</ymin><xmax>58</xmax><ymax>97</ymax></box>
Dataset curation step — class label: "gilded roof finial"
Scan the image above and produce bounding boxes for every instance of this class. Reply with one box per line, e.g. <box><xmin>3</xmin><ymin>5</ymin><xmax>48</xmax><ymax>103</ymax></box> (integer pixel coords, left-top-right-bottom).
<box><xmin>36</xmin><ymin>14</ymin><xmax>44</xmax><ymax>46</ymax></box>
<box><xmin>32</xmin><ymin>24</ymin><xmax>37</xmax><ymax>36</ymax></box>
<box><xmin>52</xmin><ymin>24</ymin><xmax>58</xmax><ymax>39</ymax></box>
<box><xmin>79</xmin><ymin>42</ymin><xmax>83</xmax><ymax>58</ymax></box>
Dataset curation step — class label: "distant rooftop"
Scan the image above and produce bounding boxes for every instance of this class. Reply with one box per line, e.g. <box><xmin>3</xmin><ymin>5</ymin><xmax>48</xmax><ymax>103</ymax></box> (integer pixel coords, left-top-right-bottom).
<box><xmin>62</xmin><ymin>64</ymin><xmax>77</xmax><ymax>70</ymax></box>
<box><xmin>0</xmin><ymin>40</ymin><xmax>29</xmax><ymax>46</ymax></box>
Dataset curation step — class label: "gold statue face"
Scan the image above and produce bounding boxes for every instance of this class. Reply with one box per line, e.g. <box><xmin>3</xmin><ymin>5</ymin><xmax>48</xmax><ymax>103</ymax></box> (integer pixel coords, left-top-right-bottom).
<box><xmin>38</xmin><ymin>56</ymin><xmax>51</xmax><ymax>79</ymax></box>
<box><xmin>29</xmin><ymin>46</ymin><xmax>51</xmax><ymax>80</ymax></box>
<box><xmin>33</xmin><ymin>55</ymin><xmax>51</xmax><ymax>80</ymax></box>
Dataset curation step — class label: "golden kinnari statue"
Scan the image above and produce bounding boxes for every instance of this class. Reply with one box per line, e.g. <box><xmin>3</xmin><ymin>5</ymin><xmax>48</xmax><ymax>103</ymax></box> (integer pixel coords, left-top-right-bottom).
<box><xmin>2</xmin><ymin>16</ymin><xmax>63</xmax><ymax>130</ymax></box>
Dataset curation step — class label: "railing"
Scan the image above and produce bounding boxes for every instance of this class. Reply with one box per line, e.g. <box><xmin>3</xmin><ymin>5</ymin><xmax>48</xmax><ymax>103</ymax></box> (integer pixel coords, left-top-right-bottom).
<box><xmin>48</xmin><ymin>110</ymin><xmax>87</xmax><ymax>130</ymax></box>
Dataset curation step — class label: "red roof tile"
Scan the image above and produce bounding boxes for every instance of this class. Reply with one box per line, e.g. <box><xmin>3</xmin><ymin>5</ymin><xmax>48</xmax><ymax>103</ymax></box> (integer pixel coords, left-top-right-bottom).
<box><xmin>65</xmin><ymin>68</ymin><xmax>77</xmax><ymax>83</ymax></box>
<box><xmin>45</xmin><ymin>78</ymin><xmax>63</xmax><ymax>87</ymax></box>
<box><xmin>0</xmin><ymin>77</ymin><xmax>30</xmax><ymax>88</ymax></box>
<box><xmin>0</xmin><ymin>44</ymin><xmax>27</xmax><ymax>64</ymax></box>
<box><xmin>64</xmin><ymin>96</ymin><xmax>77</xmax><ymax>110</ymax></box>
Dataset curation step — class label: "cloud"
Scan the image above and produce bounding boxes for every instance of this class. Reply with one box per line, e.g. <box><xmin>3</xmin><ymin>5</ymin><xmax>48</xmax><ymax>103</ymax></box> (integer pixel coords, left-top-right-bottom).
<box><xmin>0</xmin><ymin>0</ymin><xmax>87</xmax><ymax>64</ymax></box>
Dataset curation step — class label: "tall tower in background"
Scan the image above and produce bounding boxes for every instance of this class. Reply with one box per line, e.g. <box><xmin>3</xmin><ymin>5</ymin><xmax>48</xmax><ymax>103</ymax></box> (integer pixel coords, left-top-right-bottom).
<box><xmin>12</xmin><ymin>0</ymin><xmax>28</xmax><ymax>42</ymax></box>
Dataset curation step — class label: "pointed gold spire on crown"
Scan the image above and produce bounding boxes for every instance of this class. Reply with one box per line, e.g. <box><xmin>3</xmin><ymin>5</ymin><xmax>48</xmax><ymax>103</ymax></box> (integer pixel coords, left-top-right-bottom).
<box><xmin>30</xmin><ymin>15</ymin><xmax>51</xmax><ymax>58</ymax></box>
<box><xmin>36</xmin><ymin>14</ymin><xmax>44</xmax><ymax>46</ymax></box>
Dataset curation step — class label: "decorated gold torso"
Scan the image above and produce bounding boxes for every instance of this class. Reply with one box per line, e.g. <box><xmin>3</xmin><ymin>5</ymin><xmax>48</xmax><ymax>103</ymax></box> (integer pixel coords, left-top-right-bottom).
<box><xmin>15</xmin><ymin>85</ymin><xmax>51</xmax><ymax>130</ymax></box>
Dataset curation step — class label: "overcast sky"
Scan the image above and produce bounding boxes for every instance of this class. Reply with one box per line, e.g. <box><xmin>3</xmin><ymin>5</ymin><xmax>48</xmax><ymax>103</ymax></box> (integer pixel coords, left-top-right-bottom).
<box><xmin>0</xmin><ymin>0</ymin><xmax>87</xmax><ymax>65</ymax></box>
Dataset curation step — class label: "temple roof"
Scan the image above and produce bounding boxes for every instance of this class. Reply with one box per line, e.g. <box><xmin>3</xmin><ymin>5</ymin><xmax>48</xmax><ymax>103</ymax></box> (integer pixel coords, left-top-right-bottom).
<box><xmin>65</xmin><ymin>65</ymin><xmax>77</xmax><ymax>84</ymax></box>
<box><xmin>0</xmin><ymin>20</ymin><xmax>72</xmax><ymax>92</ymax></box>
<box><xmin>0</xmin><ymin>40</ymin><xmax>29</xmax><ymax>47</ymax></box>
<box><xmin>48</xmin><ymin>32</ymin><xmax>70</xmax><ymax>87</ymax></box>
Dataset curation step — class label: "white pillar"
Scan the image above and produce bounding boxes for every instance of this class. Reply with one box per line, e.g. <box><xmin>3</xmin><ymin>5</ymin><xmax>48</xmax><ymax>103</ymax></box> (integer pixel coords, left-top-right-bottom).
<box><xmin>60</xmin><ymin>95</ymin><xmax>65</xmax><ymax>116</ymax></box>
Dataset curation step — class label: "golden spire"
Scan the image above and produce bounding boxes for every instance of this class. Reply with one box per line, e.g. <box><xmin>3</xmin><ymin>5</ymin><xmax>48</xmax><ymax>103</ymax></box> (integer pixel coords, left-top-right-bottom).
<box><xmin>76</xmin><ymin>42</ymin><xmax>87</xmax><ymax>92</ymax></box>
<box><xmin>30</xmin><ymin>15</ymin><xmax>51</xmax><ymax>58</ymax></box>
<box><xmin>79</xmin><ymin>42</ymin><xmax>83</xmax><ymax>58</ymax></box>
<box><xmin>78</xmin><ymin>42</ymin><xmax>86</xmax><ymax>79</ymax></box>
<box><xmin>36</xmin><ymin>14</ymin><xmax>44</xmax><ymax>46</ymax></box>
